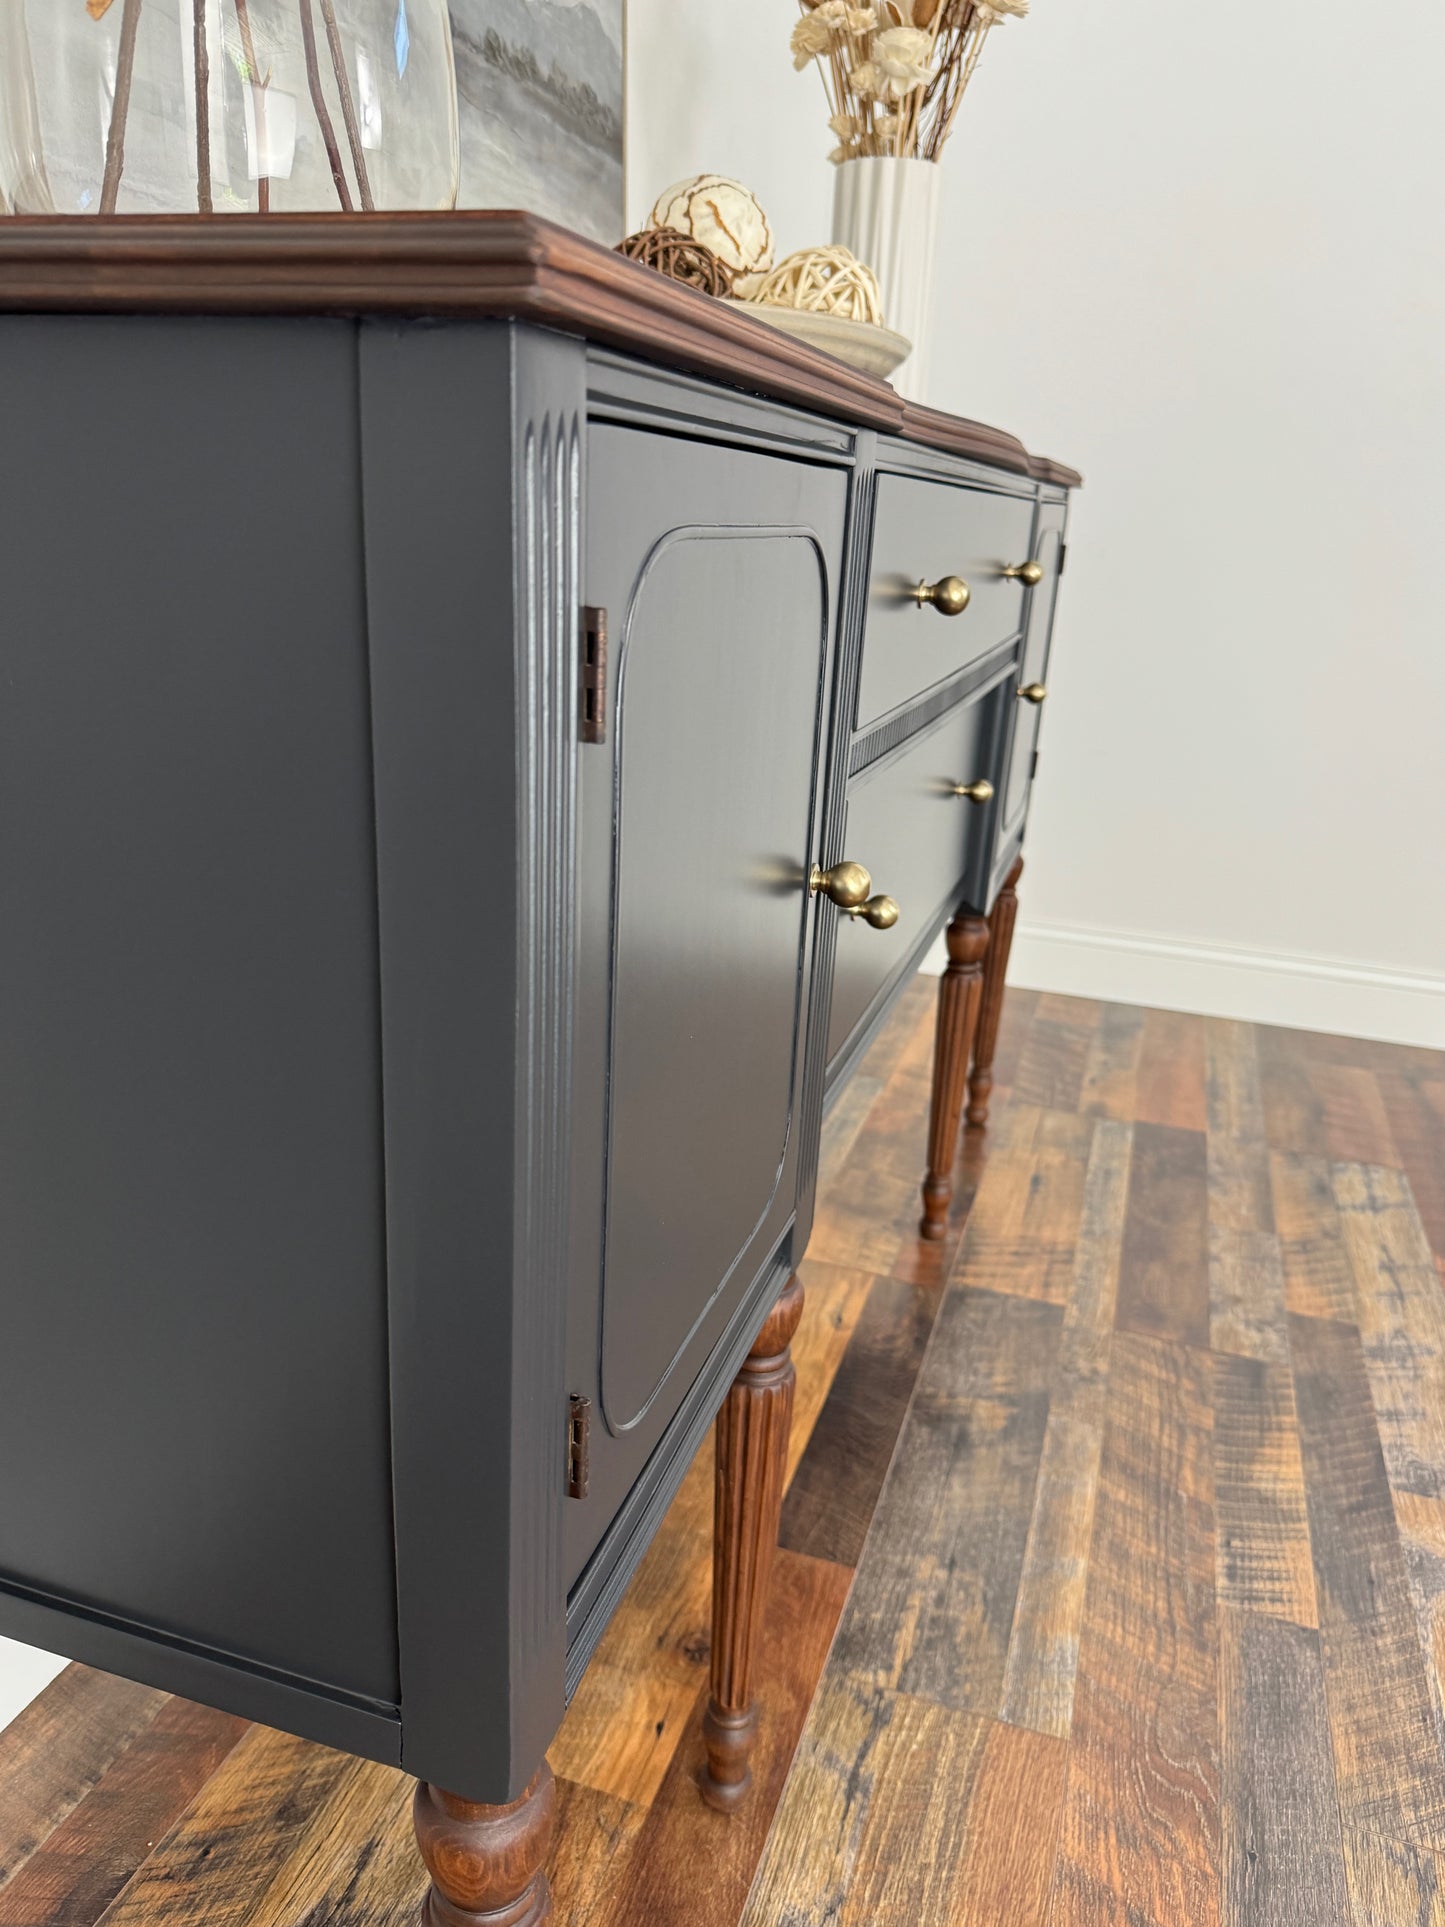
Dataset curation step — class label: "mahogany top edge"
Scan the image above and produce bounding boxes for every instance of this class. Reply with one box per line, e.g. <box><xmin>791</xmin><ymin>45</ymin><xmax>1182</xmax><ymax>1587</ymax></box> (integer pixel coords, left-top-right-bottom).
<box><xmin>0</xmin><ymin>209</ymin><xmax>1081</xmax><ymax>488</ymax></box>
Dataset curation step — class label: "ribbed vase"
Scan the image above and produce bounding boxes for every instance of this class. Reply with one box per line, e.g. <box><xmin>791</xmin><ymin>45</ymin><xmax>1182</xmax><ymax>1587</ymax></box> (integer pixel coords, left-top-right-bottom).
<box><xmin>831</xmin><ymin>155</ymin><xmax>941</xmax><ymax>401</ymax></box>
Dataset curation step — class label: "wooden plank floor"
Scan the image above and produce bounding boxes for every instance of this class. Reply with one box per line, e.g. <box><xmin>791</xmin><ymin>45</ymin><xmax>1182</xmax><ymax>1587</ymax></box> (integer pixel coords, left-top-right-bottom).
<box><xmin>4</xmin><ymin>989</ymin><xmax>1445</xmax><ymax>1924</ymax></box>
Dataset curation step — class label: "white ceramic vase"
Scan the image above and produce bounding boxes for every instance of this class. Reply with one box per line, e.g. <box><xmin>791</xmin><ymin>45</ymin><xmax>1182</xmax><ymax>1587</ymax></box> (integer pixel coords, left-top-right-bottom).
<box><xmin>831</xmin><ymin>155</ymin><xmax>941</xmax><ymax>401</ymax></box>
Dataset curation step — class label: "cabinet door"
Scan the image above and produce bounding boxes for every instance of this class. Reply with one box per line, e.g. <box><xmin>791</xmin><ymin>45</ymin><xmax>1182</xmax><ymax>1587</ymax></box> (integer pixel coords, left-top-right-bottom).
<box><xmin>999</xmin><ymin>500</ymin><xmax>1067</xmax><ymax>848</ymax></box>
<box><xmin>566</xmin><ymin>427</ymin><xmax>846</xmax><ymax>1587</ymax></box>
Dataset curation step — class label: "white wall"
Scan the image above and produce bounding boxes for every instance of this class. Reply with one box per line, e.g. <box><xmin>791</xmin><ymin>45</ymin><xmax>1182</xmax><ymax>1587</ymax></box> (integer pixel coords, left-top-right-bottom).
<box><xmin>629</xmin><ymin>0</ymin><xmax>1445</xmax><ymax>1046</ymax></box>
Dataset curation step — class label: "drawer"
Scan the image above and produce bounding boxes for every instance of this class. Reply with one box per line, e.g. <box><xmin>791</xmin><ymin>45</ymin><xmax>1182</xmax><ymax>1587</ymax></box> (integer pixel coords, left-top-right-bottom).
<box><xmin>827</xmin><ymin>691</ymin><xmax>1000</xmax><ymax>1066</ymax></box>
<box><xmin>858</xmin><ymin>474</ymin><xmax>1035</xmax><ymax>730</ymax></box>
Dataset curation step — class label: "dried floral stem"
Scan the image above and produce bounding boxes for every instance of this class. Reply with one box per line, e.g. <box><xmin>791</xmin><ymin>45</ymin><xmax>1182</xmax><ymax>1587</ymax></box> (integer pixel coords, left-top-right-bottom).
<box><xmin>232</xmin><ymin>0</ymin><xmax>270</xmax><ymax>211</ymax></box>
<box><xmin>793</xmin><ymin>0</ymin><xmax>1018</xmax><ymax>166</ymax></box>
<box><xmin>318</xmin><ymin>0</ymin><xmax>374</xmax><ymax>210</ymax></box>
<box><xmin>192</xmin><ymin>0</ymin><xmax>213</xmax><ymax>213</ymax></box>
<box><xmin>298</xmin><ymin>0</ymin><xmax>353</xmax><ymax>210</ymax></box>
<box><xmin>99</xmin><ymin>0</ymin><xmax>144</xmax><ymax>214</ymax></box>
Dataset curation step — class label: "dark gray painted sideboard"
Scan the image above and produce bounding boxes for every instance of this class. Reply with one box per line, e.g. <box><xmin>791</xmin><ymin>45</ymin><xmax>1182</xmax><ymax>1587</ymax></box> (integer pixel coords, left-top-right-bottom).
<box><xmin>0</xmin><ymin>213</ymin><xmax>1075</xmax><ymax>1923</ymax></box>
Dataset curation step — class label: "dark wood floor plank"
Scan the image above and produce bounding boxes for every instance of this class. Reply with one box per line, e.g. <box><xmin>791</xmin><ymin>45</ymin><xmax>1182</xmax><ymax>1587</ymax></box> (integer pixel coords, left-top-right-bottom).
<box><xmin>92</xmin><ymin>1724</ymin><xmax>361</xmax><ymax>1927</ymax></box>
<box><xmin>1212</xmin><ymin>1353</ymin><xmax>1317</xmax><ymax>1628</ymax></box>
<box><xmin>1116</xmin><ymin>1122</ymin><xmax>1210</xmax><ymax>1347</ymax></box>
<box><xmin>240</xmin><ymin>1758</ymin><xmax>422</xmax><ymax>1927</ymax></box>
<box><xmin>1011</xmin><ymin>997</ymin><xmax>1099</xmax><ymax>1117</ymax></box>
<box><xmin>0</xmin><ymin>1667</ymin><xmax>170</xmax><ymax>1893</ymax></box>
<box><xmin>1078</xmin><ymin>1001</ymin><xmax>1145</xmax><ymax>1121</ymax></box>
<box><xmin>1210</xmin><ymin>1227</ymin><xmax>1290</xmax><ymax>1366</ymax></box>
<box><xmin>741</xmin><ymin>1684</ymin><xmax>992</xmax><ymax>1927</ymax></box>
<box><xmin>946</xmin><ymin>1720</ymin><xmax>1069</xmax><ymax>1927</ymax></box>
<box><xmin>608</xmin><ymin>1549</ymin><xmax>850</xmax><ymax>1927</ymax></box>
<box><xmin>1047</xmin><ymin>1335</ymin><xmax>1219</xmax><ymax>1927</ymax></box>
<box><xmin>548</xmin><ymin>1778</ymin><xmax>646</xmax><ymax>1927</ymax></box>
<box><xmin>1206</xmin><ymin>1019</ymin><xmax>1267</xmax><ymax>1144</ymax></box>
<box><xmin>1333</xmin><ymin>1162</ymin><xmax>1445</xmax><ymax>1504</ymax></box>
<box><xmin>1332</xmin><ymin>1160</ymin><xmax>1445</xmax><ymax>1747</ymax></box>
<box><xmin>952</xmin><ymin>1106</ymin><xmax>1095</xmax><ymax>1307</ymax></box>
<box><xmin>1001</xmin><ymin>1118</ymin><xmax>1132</xmax><ymax>1738</ymax></box>
<box><xmin>1290</xmin><ymin>1312</ymin><xmax>1445</xmax><ymax>1848</ymax></box>
<box><xmin>1219</xmin><ymin>1608</ymin><xmax>1349</xmax><ymax>1927</ymax></box>
<box><xmin>1342</xmin><ymin>1831</ymin><xmax>1445</xmax><ymax>1926</ymax></box>
<box><xmin>1315</xmin><ymin>1064</ymin><xmax>1400</xmax><ymax>1169</ymax></box>
<box><xmin>827</xmin><ymin>1288</ymin><xmax>1063</xmax><ymax>1714</ymax></box>
<box><xmin>1269</xmin><ymin>1151</ymin><xmax>1358</xmax><ymax>1324</ymax></box>
<box><xmin>0</xmin><ymin>1696</ymin><xmax>245</xmax><ymax>1927</ymax></box>
<box><xmin>1377</xmin><ymin>1071</ymin><xmax>1445</xmax><ymax>1266</ymax></box>
<box><xmin>1257</xmin><ymin>1027</ymin><xmax>1330</xmax><ymax>1157</ymax></box>
<box><xmin>1134</xmin><ymin>1007</ymin><xmax>1208</xmax><ymax>1132</ymax></box>
<box><xmin>780</xmin><ymin>1274</ymin><xmax>940</xmax><ymax>1568</ymax></box>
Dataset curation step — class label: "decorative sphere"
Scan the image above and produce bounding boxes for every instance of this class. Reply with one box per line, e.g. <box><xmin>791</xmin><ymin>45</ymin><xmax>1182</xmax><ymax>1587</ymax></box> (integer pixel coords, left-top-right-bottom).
<box><xmin>648</xmin><ymin>175</ymin><xmax>774</xmax><ymax>294</ymax></box>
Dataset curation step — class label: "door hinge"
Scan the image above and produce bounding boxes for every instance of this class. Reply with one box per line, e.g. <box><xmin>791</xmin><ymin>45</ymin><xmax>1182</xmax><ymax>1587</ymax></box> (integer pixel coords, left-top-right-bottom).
<box><xmin>567</xmin><ymin>1394</ymin><xmax>591</xmax><ymax>1499</ymax></box>
<box><xmin>580</xmin><ymin>606</ymin><xmax>608</xmax><ymax>745</ymax></box>
<box><xmin>1057</xmin><ymin>541</ymin><xmax>1068</xmax><ymax>576</ymax></box>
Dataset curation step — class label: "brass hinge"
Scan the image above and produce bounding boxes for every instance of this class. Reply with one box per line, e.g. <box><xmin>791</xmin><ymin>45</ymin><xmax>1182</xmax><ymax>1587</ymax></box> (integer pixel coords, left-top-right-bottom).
<box><xmin>567</xmin><ymin>1394</ymin><xmax>591</xmax><ymax>1499</ymax></box>
<box><xmin>580</xmin><ymin>606</ymin><xmax>608</xmax><ymax>745</ymax></box>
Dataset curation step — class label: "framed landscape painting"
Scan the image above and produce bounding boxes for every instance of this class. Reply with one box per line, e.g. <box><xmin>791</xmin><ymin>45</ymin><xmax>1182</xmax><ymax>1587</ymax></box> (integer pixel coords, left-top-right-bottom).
<box><xmin>449</xmin><ymin>0</ymin><xmax>625</xmax><ymax>244</ymax></box>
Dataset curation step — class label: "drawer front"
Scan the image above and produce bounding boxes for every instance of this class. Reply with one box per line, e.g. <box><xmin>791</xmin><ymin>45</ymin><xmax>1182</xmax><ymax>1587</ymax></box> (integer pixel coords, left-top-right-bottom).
<box><xmin>827</xmin><ymin>691</ymin><xmax>1000</xmax><ymax>1066</ymax></box>
<box><xmin>999</xmin><ymin>500</ymin><xmax>1067</xmax><ymax>846</ymax></box>
<box><xmin>858</xmin><ymin>473</ymin><xmax>1036</xmax><ymax>729</ymax></box>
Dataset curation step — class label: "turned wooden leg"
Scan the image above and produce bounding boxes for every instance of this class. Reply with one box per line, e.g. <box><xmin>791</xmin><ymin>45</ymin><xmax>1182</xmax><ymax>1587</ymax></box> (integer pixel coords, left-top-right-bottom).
<box><xmin>967</xmin><ymin>854</ymin><xmax>1023</xmax><ymax>1132</ymax></box>
<box><xmin>414</xmin><ymin>1767</ymin><xmax>556</xmax><ymax>1926</ymax></box>
<box><xmin>700</xmin><ymin>1272</ymin><xmax>805</xmax><ymax>1812</ymax></box>
<box><xmin>919</xmin><ymin>907</ymin><xmax>990</xmax><ymax>1240</ymax></box>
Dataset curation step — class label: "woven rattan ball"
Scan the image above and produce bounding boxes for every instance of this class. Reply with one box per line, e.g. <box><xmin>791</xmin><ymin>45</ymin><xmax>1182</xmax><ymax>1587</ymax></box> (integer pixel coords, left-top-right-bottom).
<box><xmin>750</xmin><ymin>247</ymin><xmax>883</xmax><ymax>326</ymax></box>
<box><xmin>615</xmin><ymin>227</ymin><xmax>736</xmax><ymax>297</ymax></box>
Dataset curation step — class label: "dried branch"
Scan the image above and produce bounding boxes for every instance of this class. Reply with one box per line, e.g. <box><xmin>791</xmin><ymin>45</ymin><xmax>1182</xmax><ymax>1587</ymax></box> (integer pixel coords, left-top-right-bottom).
<box><xmin>99</xmin><ymin>0</ymin><xmax>144</xmax><ymax>214</ymax></box>
<box><xmin>192</xmin><ymin>0</ymin><xmax>212</xmax><ymax>213</ymax></box>
<box><xmin>298</xmin><ymin>0</ymin><xmax>353</xmax><ymax>210</ymax></box>
<box><xmin>318</xmin><ymin>0</ymin><xmax>374</xmax><ymax>210</ymax></box>
<box><xmin>233</xmin><ymin>0</ymin><xmax>270</xmax><ymax>211</ymax></box>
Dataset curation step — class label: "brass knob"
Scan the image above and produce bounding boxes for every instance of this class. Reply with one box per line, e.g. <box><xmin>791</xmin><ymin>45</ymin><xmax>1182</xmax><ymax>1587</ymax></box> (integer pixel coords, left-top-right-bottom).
<box><xmin>912</xmin><ymin>575</ymin><xmax>971</xmax><ymax>617</ymax></box>
<box><xmin>1002</xmin><ymin>559</ymin><xmax>1045</xmax><ymax>586</ymax></box>
<box><xmin>845</xmin><ymin>894</ymin><xmax>901</xmax><ymax>930</ymax></box>
<box><xmin>1018</xmin><ymin>683</ymin><xmax>1048</xmax><ymax>704</ymax></box>
<box><xmin>809</xmin><ymin>860</ymin><xmax>872</xmax><ymax>909</ymax></box>
<box><xmin>952</xmin><ymin>778</ymin><xmax>994</xmax><ymax>804</ymax></box>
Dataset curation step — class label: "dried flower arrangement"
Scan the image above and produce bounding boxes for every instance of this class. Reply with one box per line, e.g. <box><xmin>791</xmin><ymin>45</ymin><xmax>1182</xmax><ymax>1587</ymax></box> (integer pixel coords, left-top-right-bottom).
<box><xmin>790</xmin><ymin>0</ymin><xmax>1028</xmax><ymax>163</ymax></box>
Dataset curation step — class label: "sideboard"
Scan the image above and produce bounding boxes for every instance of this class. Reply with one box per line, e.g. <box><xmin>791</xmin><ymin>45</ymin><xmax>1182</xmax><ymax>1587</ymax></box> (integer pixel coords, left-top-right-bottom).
<box><xmin>0</xmin><ymin>213</ymin><xmax>1076</xmax><ymax>1923</ymax></box>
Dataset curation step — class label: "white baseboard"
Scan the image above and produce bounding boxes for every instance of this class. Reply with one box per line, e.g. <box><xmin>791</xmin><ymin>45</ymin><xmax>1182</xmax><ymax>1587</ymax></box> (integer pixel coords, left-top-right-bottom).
<box><xmin>920</xmin><ymin>919</ymin><xmax>1445</xmax><ymax>1051</ymax></box>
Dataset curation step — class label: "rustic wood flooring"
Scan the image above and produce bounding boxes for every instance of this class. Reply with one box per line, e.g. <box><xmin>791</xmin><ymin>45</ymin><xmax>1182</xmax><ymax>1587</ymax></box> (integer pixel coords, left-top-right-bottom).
<box><xmin>4</xmin><ymin>988</ymin><xmax>1445</xmax><ymax>1924</ymax></box>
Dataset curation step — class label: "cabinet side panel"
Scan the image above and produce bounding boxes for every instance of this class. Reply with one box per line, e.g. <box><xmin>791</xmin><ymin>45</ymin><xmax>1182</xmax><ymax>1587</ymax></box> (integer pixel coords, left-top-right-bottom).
<box><xmin>0</xmin><ymin>315</ymin><xmax>398</xmax><ymax>1712</ymax></box>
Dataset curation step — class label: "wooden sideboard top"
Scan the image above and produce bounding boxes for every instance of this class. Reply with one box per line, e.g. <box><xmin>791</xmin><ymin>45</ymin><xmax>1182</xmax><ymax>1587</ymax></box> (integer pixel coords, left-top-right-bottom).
<box><xmin>0</xmin><ymin>210</ymin><xmax>1080</xmax><ymax>488</ymax></box>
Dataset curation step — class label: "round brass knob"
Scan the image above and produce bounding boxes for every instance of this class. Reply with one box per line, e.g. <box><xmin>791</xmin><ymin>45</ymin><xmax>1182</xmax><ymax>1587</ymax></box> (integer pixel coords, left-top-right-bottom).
<box><xmin>1003</xmin><ymin>559</ymin><xmax>1045</xmax><ymax>586</ymax></box>
<box><xmin>809</xmin><ymin>860</ymin><xmax>872</xmax><ymax>909</ymax></box>
<box><xmin>845</xmin><ymin>894</ymin><xmax>901</xmax><ymax>931</ymax></box>
<box><xmin>1017</xmin><ymin>683</ymin><xmax>1048</xmax><ymax>704</ymax></box>
<box><xmin>952</xmin><ymin>778</ymin><xmax>994</xmax><ymax>804</ymax></box>
<box><xmin>912</xmin><ymin>575</ymin><xmax>971</xmax><ymax>617</ymax></box>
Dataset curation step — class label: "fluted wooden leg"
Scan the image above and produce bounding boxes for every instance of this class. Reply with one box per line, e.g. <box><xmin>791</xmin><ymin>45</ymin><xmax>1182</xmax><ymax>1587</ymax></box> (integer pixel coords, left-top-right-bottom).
<box><xmin>967</xmin><ymin>854</ymin><xmax>1023</xmax><ymax>1131</ymax></box>
<box><xmin>919</xmin><ymin>907</ymin><xmax>990</xmax><ymax>1240</ymax></box>
<box><xmin>414</xmin><ymin>1768</ymin><xmax>555</xmax><ymax>1926</ymax></box>
<box><xmin>700</xmin><ymin>1272</ymin><xmax>805</xmax><ymax>1811</ymax></box>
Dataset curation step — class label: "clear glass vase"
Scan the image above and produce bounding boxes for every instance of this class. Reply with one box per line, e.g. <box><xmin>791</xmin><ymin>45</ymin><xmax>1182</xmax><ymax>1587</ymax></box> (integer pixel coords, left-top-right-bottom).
<box><xmin>0</xmin><ymin>0</ymin><xmax>458</xmax><ymax>215</ymax></box>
